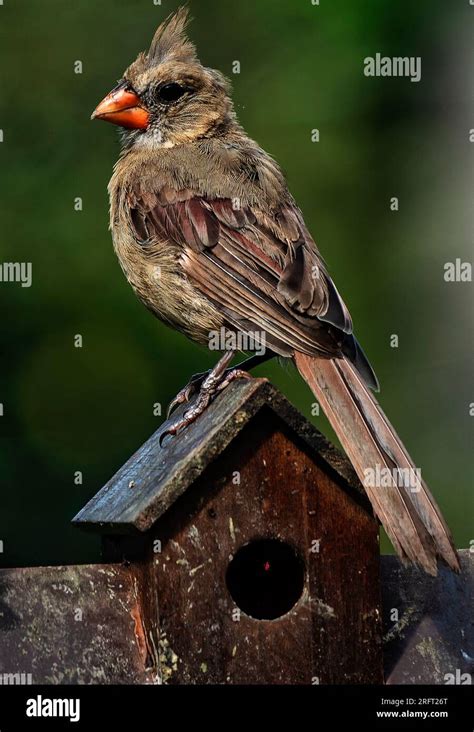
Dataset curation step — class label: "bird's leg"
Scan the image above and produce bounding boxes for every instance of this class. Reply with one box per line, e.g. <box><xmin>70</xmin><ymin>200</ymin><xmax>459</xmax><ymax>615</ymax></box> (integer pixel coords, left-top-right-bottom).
<box><xmin>166</xmin><ymin>370</ymin><xmax>210</xmax><ymax>419</ymax></box>
<box><xmin>166</xmin><ymin>350</ymin><xmax>275</xmax><ymax>418</ymax></box>
<box><xmin>161</xmin><ymin>350</ymin><xmax>273</xmax><ymax>445</ymax></box>
<box><xmin>161</xmin><ymin>350</ymin><xmax>237</xmax><ymax>444</ymax></box>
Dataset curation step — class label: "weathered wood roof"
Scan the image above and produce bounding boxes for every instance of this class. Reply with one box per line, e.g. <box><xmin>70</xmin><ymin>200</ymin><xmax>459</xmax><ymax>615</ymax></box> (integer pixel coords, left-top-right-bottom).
<box><xmin>73</xmin><ymin>378</ymin><xmax>366</xmax><ymax>533</ymax></box>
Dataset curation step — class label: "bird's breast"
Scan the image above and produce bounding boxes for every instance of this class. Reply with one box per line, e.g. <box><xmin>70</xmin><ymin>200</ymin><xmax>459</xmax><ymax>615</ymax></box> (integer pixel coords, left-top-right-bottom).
<box><xmin>109</xmin><ymin>197</ymin><xmax>223</xmax><ymax>346</ymax></box>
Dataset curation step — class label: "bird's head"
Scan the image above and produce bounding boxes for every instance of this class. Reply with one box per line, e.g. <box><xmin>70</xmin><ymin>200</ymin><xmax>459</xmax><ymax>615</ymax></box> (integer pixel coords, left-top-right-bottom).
<box><xmin>91</xmin><ymin>7</ymin><xmax>235</xmax><ymax>149</ymax></box>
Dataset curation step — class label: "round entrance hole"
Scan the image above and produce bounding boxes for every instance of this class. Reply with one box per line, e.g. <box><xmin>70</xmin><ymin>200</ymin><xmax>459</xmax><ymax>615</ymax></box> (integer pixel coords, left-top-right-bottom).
<box><xmin>226</xmin><ymin>539</ymin><xmax>305</xmax><ymax>620</ymax></box>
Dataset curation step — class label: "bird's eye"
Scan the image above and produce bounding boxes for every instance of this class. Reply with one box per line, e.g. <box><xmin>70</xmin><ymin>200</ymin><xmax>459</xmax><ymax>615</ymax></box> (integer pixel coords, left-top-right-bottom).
<box><xmin>157</xmin><ymin>83</ymin><xmax>187</xmax><ymax>103</ymax></box>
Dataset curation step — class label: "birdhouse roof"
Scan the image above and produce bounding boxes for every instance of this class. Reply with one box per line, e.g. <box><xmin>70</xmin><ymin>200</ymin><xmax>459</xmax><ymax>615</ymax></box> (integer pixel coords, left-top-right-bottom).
<box><xmin>73</xmin><ymin>378</ymin><xmax>369</xmax><ymax>533</ymax></box>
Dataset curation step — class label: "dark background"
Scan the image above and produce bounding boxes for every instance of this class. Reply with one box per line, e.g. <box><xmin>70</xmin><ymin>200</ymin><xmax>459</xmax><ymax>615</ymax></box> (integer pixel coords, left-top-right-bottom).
<box><xmin>0</xmin><ymin>0</ymin><xmax>472</xmax><ymax>566</ymax></box>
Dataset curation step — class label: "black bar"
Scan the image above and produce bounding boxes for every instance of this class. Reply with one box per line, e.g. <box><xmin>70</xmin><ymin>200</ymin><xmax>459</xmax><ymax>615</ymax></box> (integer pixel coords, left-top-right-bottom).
<box><xmin>0</xmin><ymin>684</ymin><xmax>471</xmax><ymax>730</ymax></box>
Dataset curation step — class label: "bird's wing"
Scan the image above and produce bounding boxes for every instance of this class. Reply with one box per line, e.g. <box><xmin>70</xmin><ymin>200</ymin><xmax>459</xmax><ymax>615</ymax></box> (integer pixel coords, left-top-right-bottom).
<box><xmin>129</xmin><ymin>187</ymin><xmax>376</xmax><ymax>385</ymax></box>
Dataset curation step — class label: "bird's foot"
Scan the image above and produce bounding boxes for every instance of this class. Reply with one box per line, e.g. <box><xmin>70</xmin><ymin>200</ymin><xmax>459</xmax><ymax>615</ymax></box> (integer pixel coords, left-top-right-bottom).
<box><xmin>160</xmin><ymin>367</ymin><xmax>252</xmax><ymax>446</ymax></box>
<box><xmin>166</xmin><ymin>371</ymin><xmax>209</xmax><ymax>419</ymax></box>
<box><xmin>166</xmin><ymin>350</ymin><xmax>275</xmax><ymax>419</ymax></box>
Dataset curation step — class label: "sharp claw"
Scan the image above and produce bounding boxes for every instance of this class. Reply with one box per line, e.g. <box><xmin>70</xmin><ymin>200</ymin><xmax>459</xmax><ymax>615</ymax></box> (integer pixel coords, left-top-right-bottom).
<box><xmin>216</xmin><ymin>369</ymin><xmax>252</xmax><ymax>392</ymax></box>
<box><xmin>166</xmin><ymin>386</ymin><xmax>190</xmax><ymax>419</ymax></box>
<box><xmin>166</xmin><ymin>396</ymin><xmax>183</xmax><ymax>420</ymax></box>
<box><xmin>159</xmin><ymin>408</ymin><xmax>195</xmax><ymax>448</ymax></box>
<box><xmin>159</xmin><ymin>424</ymin><xmax>179</xmax><ymax>447</ymax></box>
<box><xmin>161</xmin><ymin>367</ymin><xmax>254</xmax><ymax>448</ymax></box>
<box><xmin>166</xmin><ymin>372</ymin><xmax>209</xmax><ymax>419</ymax></box>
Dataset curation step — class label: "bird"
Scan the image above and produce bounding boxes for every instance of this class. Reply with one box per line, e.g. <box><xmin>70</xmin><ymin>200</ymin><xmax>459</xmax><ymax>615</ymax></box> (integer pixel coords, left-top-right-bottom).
<box><xmin>91</xmin><ymin>7</ymin><xmax>459</xmax><ymax>576</ymax></box>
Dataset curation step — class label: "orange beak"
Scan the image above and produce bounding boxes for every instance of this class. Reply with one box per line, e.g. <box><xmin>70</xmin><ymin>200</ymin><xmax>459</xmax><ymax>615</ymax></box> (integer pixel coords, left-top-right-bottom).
<box><xmin>91</xmin><ymin>83</ymin><xmax>149</xmax><ymax>130</ymax></box>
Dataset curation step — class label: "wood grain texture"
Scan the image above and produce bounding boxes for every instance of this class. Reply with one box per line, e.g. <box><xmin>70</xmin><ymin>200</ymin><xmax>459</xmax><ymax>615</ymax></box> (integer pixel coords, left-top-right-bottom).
<box><xmin>71</xmin><ymin>378</ymin><xmax>383</xmax><ymax>684</ymax></box>
<box><xmin>0</xmin><ymin>564</ymin><xmax>158</xmax><ymax>684</ymax></box>
<box><xmin>1</xmin><ymin>553</ymin><xmax>471</xmax><ymax>684</ymax></box>
<box><xmin>148</xmin><ymin>410</ymin><xmax>382</xmax><ymax>684</ymax></box>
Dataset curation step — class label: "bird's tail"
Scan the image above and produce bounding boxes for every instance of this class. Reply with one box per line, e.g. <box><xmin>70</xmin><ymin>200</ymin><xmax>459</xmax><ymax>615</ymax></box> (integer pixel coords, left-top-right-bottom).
<box><xmin>294</xmin><ymin>352</ymin><xmax>459</xmax><ymax>575</ymax></box>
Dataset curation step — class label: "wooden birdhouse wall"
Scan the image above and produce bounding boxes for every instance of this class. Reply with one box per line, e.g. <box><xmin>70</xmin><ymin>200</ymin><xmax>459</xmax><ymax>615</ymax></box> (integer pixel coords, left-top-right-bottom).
<box><xmin>147</xmin><ymin>409</ymin><xmax>382</xmax><ymax>684</ymax></box>
<box><xmin>1</xmin><ymin>381</ymin><xmax>470</xmax><ymax>687</ymax></box>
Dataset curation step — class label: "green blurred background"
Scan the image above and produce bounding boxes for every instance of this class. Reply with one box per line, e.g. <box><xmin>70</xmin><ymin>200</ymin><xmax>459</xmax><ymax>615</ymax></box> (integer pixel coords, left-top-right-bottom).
<box><xmin>0</xmin><ymin>0</ymin><xmax>472</xmax><ymax>567</ymax></box>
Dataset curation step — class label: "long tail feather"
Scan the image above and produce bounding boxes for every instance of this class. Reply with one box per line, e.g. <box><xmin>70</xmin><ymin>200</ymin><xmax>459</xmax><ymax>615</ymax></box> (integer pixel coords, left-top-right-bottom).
<box><xmin>294</xmin><ymin>352</ymin><xmax>459</xmax><ymax>575</ymax></box>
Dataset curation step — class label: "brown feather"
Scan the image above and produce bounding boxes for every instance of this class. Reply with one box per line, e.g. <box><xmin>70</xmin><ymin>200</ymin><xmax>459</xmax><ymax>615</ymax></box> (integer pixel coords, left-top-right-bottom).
<box><xmin>294</xmin><ymin>352</ymin><xmax>460</xmax><ymax>575</ymax></box>
<box><xmin>104</xmin><ymin>10</ymin><xmax>458</xmax><ymax>574</ymax></box>
<box><xmin>127</xmin><ymin>186</ymin><xmax>356</xmax><ymax>361</ymax></box>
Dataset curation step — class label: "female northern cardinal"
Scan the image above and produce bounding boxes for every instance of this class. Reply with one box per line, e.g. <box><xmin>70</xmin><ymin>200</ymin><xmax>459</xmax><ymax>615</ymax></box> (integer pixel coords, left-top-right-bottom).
<box><xmin>92</xmin><ymin>8</ymin><xmax>458</xmax><ymax>575</ymax></box>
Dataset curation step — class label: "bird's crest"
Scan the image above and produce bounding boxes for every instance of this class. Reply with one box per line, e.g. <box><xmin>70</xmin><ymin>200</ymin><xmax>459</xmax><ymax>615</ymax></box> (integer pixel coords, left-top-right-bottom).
<box><xmin>147</xmin><ymin>6</ymin><xmax>198</xmax><ymax>66</ymax></box>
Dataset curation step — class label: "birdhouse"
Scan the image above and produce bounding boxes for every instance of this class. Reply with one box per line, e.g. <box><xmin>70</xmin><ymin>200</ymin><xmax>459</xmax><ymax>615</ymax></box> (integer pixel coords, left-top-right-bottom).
<box><xmin>73</xmin><ymin>378</ymin><xmax>383</xmax><ymax>684</ymax></box>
